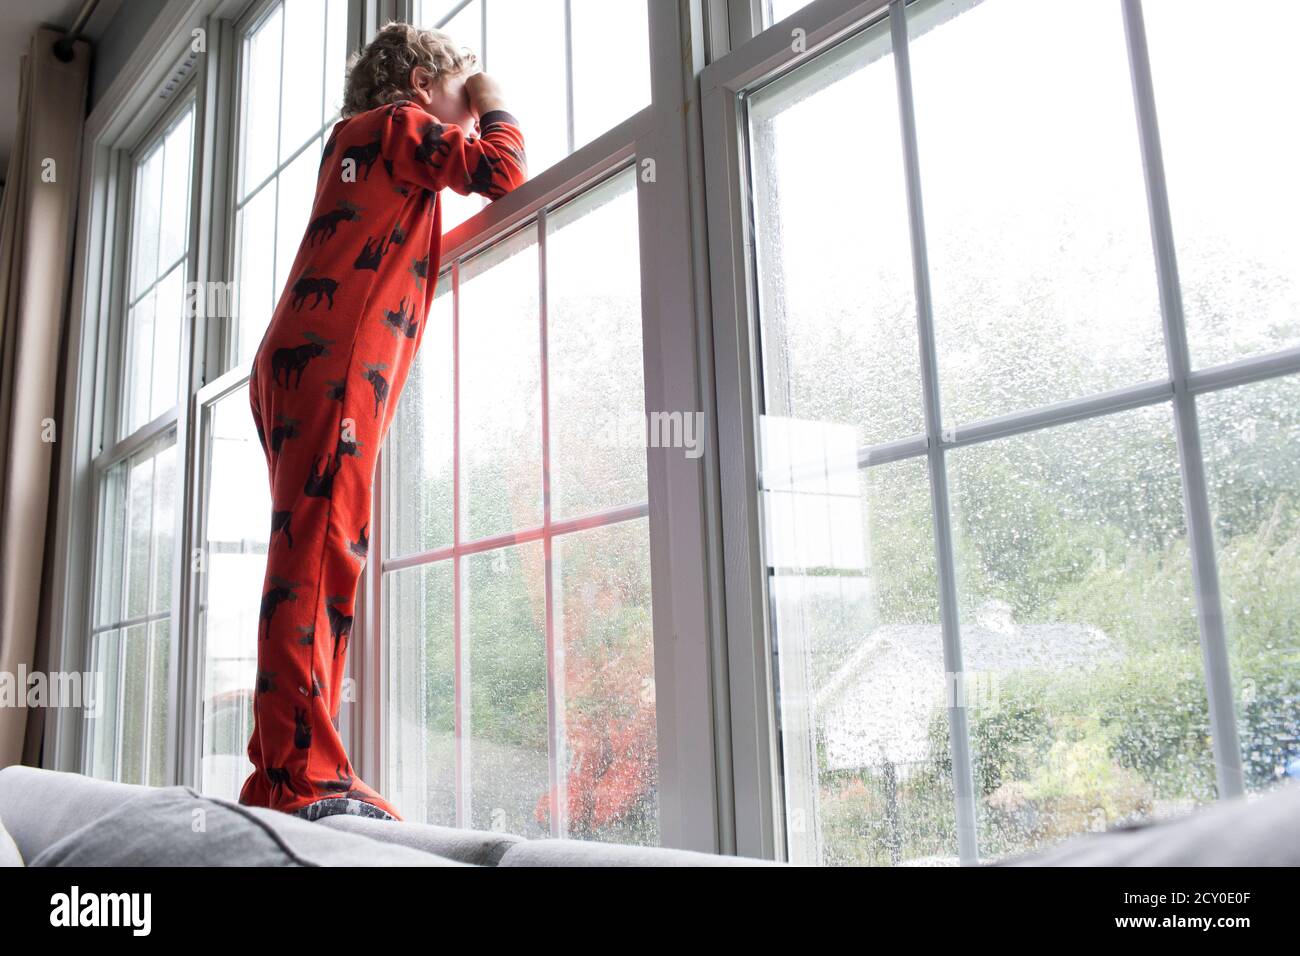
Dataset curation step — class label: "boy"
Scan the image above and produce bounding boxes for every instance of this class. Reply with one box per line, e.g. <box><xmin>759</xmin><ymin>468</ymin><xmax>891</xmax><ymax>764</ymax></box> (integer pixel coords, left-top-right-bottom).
<box><xmin>240</xmin><ymin>23</ymin><xmax>527</xmax><ymax>821</ymax></box>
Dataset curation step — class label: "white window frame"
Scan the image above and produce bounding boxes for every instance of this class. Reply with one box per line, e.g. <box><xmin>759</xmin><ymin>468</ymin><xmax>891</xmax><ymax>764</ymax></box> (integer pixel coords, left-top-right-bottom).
<box><xmin>372</xmin><ymin>166</ymin><xmax>652</xmax><ymax>835</ymax></box>
<box><xmin>82</xmin><ymin>85</ymin><xmax>202</xmax><ymax>785</ymax></box>
<box><xmin>49</xmin><ymin>2</ymin><xmax>214</xmax><ymax>783</ymax></box>
<box><xmin>701</xmin><ymin>0</ymin><xmax>1300</xmax><ymax>863</ymax></box>
<box><xmin>350</xmin><ymin>0</ymin><xmax>731</xmax><ymax>852</ymax></box>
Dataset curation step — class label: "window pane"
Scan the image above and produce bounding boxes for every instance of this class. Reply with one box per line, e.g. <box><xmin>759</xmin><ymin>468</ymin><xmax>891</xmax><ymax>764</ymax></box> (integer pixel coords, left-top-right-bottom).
<box><xmin>151</xmin><ymin>440</ymin><xmax>177</xmax><ymax>612</ymax></box>
<box><xmin>748</xmin><ymin>21</ymin><xmax>924</xmax><ymax>449</ymax></box>
<box><xmin>419</xmin><ymin>0</ymin><xmax>650</xmax><ymax>215</ymax></box>
<box><xmin>197</xmin><ymin>389</ymin><xmax>269</xmax><ymax>799</ymax></box>
<box><xmin>149</xmin><ymin>264</ymin><xmax>185</xmax><ymax>423</ymax></box>
<box><xmin>123</xmin><ymin>103</ymin><xmax>194</xmax><ymax>438</ymax></box>
<box><xmin>99</xmin><ymin>621</ymin><xmax>170</xmax><ymax>788</ymax></box>
<box><xmin>466</xmin><ymin>542</ymin><xmax>549</xmax><ymax>835</ymax></box>
<box><xmin>274</xmin><ymin>140</ymin><xmax>322</xmax><ymax>303</ymax></box>
<box><xmin>94</xmin><ymin>464</ymin><xmax>129</xmax><ymax>628</ymax></box>
<box><xmin>947</xmin><ymin>405</ymin><xmax>1214</xmax><ymax>859</ymax></box>
<box><xmin>1143</xmin><ymin>0</ymin><xmax>1300</xmax><ymax>367</ymax></box>
<box><xmin>235</xmin><ymin>184</ymin><xmax>277</xmax><ymax>363</ymax></box>
<box><xmin>124</xmin><ymin>264</ymin><xmax>184</xmax><ymax>435</ymax></box>
<box><xmin>766</xmin><ymin>0</ymin><xmax>814</xmax><ymax>26</ymax></box>
<box><xmin>433</xmin><ymin>0</ymin><xmax>488</xmax><ymax>234</ymax></box>
<box><xmin>386</xmin><ymin>278</ymin><xmax>454</xmax><ymax>558</ymax></box>
<box><xmin>419</xmin><ymin>0</ymin><xmax>479</xmax><ymax>37</ymax></box>
<box><xmin>909</xmin><ymin>0</ymin><xmax>1165</xmax><ymax>422</ymax></box>
<box><xmin>125</xmin><ymin>453</ymin><xmax>155</xmax><ymax>620</ymax></box>
<box><xmin>158</xmin><ymin>110</ymin><xmax>194</xmax><ymax>271</ymax></box>
<box><xmin>385</xmin><ymin>561</ymin><xmax>457</xmax><ymax>825</ymax></box>
<box><xmin>323</xmin><ymin>0</ymin><xmax>348</xmax><ymax>120</ymax></box>
<box><xmin>147</xmin><ymin>620</ymin><xmax>172</xmax><ymax>781</ymax></box>
<box><xmin>124</xmin><ymin>288</ymin><xmax>156</xmax><ymax>434</ymax></box>
<box><xmin>87</xmin><ymin>629</ymin><xmax>122</xmax><ymax>779</ymax></box>
<box><xmin>486</xmin><ymin>0</ymin><xmax>568</xmax><ymax>175</ymax></box>
<box><xmin>279</xmin><ymin>0</ymin><xmax>326</xmax><ymax>163</ymax></box>
<box><xmin>116</xmin><ymin>623</ymin><xmax>150</xmax><ymax>784</ymax></box>
<box><xmin>570</xmin><ymin>0</ymin><xmax>650</xmax><ymax>148</ymax></box>
<box><xmin>547</xmin><ymin>171</ymin><xmax>646</xmax><ymax>518</ymax></box>
<box><xmin>459</xmin><ymin>228</ymin><xmax>542</xmax><ymax>540</ymax></box>
<box><xmin>554</xmin><ymin>519</ymin><xmax>658</xmax><ymax>844</ymax></box>
<box><xmin>233</xmin><ymin>0</ymin><xmax>344</xmax><ymax>365</ymax></box>
<box><xmin>241</xmin><ymin>5</ymin><xmax>282</xmax><ymax>194</ymax></box>
<box><xmin>441</xmin><ymin>189</ymin><xmax>486</xmax><ymax>234</ymax></box>
<box><xmin>762</xmin><ymin>431</ymin><xmax>955</xmax><ymax>865</ymax></box>
<box><xmin>88</xmin><ymin>432</ymin><xmax>176</xmax><ymax>786</ymax></box>
<box><xmin>1198</xmin><ymin>375</ymin><xmax>1300</xmax><ymax>794</ymax></box>
<box><xmin>131</xmin><ymin>144</ymin><xmax>163</xmax><ymax>298</ymax></box>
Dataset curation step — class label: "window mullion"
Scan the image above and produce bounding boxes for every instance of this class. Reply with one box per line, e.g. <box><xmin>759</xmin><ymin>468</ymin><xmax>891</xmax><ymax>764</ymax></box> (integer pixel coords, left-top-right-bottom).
<box><xmin>452</xmin><ymin>260</ymin><xmax>468</xmax><ymax>827</ymax></box>
<box><xmin>888</xmin><ymin>0</ymin><xmax>978</xmax><ymax>865</ymax></box>
<box><xmin>1121</xmin><ymin>0</ymin><xmax>1244</xmax><ymax>799</ymax></box>
<box><xmin>563</xmin><ymin>0</ymin><xmax>576</xmax><ymax>156</ymax></box>
<box><xmin>537</xmin><ymin>210</ymin><xmax>565</xmax><ymax>839</ymax></box>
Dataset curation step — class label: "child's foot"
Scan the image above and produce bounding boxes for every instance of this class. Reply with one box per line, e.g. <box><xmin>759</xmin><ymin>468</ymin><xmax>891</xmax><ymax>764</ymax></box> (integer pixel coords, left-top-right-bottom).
<box><xmin>291</xmin><ymin>796</ymin><xmax>400</xmax><ymax>822</ymax></box>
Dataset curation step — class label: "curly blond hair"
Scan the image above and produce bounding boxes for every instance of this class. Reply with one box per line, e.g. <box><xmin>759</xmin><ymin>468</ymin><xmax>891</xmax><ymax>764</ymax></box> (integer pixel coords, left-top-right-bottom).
<box><xmin>342</xmin><ymin>22</ymin><xmax>477</xmax><ymax>117</ymax></box>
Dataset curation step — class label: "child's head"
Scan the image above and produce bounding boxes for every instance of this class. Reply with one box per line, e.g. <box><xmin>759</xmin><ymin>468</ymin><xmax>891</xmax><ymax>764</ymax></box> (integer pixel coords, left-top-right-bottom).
<box><xmin>342</xmin><ymin>22</ymin><xmax>478</xmax><ymax>128</ymax></box>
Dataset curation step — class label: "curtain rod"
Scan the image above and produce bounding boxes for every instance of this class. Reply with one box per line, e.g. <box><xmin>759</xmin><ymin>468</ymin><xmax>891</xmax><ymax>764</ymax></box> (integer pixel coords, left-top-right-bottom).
<box><xmin>53</xmin><ymin>0</ymin><xmax>101</xmax><ymax>62</ymax></box>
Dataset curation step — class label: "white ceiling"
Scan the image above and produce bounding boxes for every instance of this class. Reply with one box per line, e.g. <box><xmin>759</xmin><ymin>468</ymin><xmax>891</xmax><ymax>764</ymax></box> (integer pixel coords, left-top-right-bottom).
<box><xmin>0</xmin><ymin>0</ymin><xmax>121</xmax><ymax>180</ymax></box>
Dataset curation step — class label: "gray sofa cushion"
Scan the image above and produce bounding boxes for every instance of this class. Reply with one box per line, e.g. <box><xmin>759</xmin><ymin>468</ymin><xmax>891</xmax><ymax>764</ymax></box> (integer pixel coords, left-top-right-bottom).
<box><xmin>0</xmin><ymin>765</ymin><xmax>150</xmax><ymax>862</ymax></box>
<box><xmin>1002</xmin><ymin>782</ymin><xmax>1300</xmax><ymax>866</ymax></box>
<box><xmin>319</xmin><ymin>814</ymin><xmax>522</xmax><ymax>866</ymax></box>
<box><xmin>29</xmin><ymin>786</ymin><xmax>467</xmax><ymax>867</ymax></box>
<box><xmin>0</xmin><ymin>812</ymin><xmax>22</xmax><ymax>866</ymax></box>
<box><xmin>499</xmin><ymin>838</ymin><xmax>783</xmax><ymax>867</ymax></box>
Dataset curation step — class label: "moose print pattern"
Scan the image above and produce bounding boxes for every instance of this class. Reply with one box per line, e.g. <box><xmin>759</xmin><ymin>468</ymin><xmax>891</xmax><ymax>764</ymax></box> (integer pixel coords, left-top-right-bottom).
<box><xmin>240</xmin><ymin>99</ymin><xmax>526</xmax><ymax>822</ymax></box>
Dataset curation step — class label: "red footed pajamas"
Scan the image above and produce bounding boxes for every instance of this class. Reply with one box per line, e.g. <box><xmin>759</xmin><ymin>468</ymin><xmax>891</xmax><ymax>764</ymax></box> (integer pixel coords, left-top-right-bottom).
<box><xmin>240</xmin><ymin>102</ymin><xmax>526</xmax><ymax>820</ymax></box>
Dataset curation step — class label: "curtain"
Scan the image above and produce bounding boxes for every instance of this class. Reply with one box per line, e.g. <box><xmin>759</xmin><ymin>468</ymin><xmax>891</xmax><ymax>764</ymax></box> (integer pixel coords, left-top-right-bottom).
<box><xmin>0</xmin><ymin>29</ymin><xmax>90</xmax><ymax>767</ymax></box>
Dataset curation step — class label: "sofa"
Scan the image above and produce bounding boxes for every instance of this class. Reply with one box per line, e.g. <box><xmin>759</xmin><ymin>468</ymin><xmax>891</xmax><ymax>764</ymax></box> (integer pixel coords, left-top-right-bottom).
<box><xmin>0</xmin><ymin>766</ymin><xmax>779</xmax><ymax>866</ymax></box>
<box><xmin>1</xmin><ymin>765</ymin><xmax>1297</xmax><ymax>866</ymax></box>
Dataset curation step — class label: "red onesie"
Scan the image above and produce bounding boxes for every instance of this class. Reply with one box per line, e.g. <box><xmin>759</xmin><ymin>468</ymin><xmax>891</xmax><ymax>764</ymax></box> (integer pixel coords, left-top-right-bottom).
<box><xmin>240</xmin><ymin>101</ymin><xmax>526</xmax><ymax>820</ymax></box>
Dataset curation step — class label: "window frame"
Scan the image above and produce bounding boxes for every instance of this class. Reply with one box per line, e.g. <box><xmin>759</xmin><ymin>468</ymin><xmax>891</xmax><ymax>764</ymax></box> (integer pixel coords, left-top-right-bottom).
<box><xmin>370</xmin><ymin>162</ymin><xmax>652</xmax><ymax>835</ymax></box>
<box><xmin>74</xmin><ymin>71</ymin><xmax>205</xmax><ymax>786</ymax></box>
<box><xmin>702</xmin><ymin>0</ymin><xmax>1300</xmax><ymax>863</ymax></box>
<box><xmin>354</xmin><ymin>2</ymin><xmax>730</xmax><ymax>849</ymax></box>
<box><xmin>54</xmin><ymin>0</ymin><xmax>734</xmax><ymax>856</ymax></box>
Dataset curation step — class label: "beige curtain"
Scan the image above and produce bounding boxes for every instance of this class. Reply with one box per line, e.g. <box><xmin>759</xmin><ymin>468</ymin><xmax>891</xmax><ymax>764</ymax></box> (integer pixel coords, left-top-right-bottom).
<box><xmin>0</xmin><ymin>29</ymin><xmax>90</xmax><ymax>767</ymax></box>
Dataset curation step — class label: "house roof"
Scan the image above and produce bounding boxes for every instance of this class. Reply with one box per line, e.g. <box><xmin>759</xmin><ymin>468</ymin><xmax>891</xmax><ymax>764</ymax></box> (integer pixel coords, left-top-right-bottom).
<box><xmin>811</xmin><ymin>608</ymin><xmax>1119</xmax><ymax>769</ymax></box>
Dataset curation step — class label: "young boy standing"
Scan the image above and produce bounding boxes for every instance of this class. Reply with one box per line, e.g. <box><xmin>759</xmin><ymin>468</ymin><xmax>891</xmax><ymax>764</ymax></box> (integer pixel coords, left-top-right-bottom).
<box><xmin>240</xmin><ymin>23</ymin><xmax>527</xmax><ymax>821</ymax></box>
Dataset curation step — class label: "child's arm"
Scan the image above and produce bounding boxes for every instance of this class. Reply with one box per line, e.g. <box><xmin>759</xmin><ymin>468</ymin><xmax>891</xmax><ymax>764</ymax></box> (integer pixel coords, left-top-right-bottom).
<box><xmin>381</xmin><ymin>97</ymin><xmax>527</xmax><ymax>201</ymax></box>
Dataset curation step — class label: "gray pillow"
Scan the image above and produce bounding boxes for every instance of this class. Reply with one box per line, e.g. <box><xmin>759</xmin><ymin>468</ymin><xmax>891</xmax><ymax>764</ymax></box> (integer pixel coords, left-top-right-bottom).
<box><xmin>30</xmin><ymin>787</ymin><xmax>468</xmax><ymax>867</ymax></box>
<box><xmin>319</xmin><ymin>814</ymin><xmax>523</xmax><ymax>866</ymax></box>
<box><xmin>1001</xmin><ymin>781</ymin><xmax>1300</xmax><ymax>866</ymax></box>
<box><xmin>0</xmin><ymin>765</ymin><xmax>150</xmax><ymax>862</ymax></box>
<box><xmin>0</xmin><ymin>812</ymin><xmax>22</xmax><ymax>866</ymax></box>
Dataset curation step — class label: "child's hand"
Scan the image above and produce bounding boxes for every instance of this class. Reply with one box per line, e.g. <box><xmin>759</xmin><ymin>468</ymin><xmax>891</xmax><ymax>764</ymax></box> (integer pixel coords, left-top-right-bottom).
<box><xmin>466</xmin><ymin>72</ymin><xmax>508</xmax><ymax>119</ymax></box>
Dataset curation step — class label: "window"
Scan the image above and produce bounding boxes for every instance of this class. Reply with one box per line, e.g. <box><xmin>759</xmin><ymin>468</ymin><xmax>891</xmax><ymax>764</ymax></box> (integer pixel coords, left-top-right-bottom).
<box><xmin>122</xmin><ymin>108</ymin><xmax>195</xmax><ymax>437</ymax></box>
<box><xmin>707</xmin><ymin>0</ymin><xmax>1300</xmax><ymax>864</ymax></box>
<box><xmin>195</xmin><ymin>387</ymin><xmax>271</xmax><ymax>799</ymax></box>
<box><xmin>1142</xmin><ymin>0</ymin><xmax>1300</xmax><ymax>367</ymax></box>
<box><xmin>1198</xmin><ymin>375</ymin><xmax>1300</xmax><ymax>791</ymax></box>
<box><xmin>86</xmin><ymin>433</ymin><xmax>179</xmax><ymax>785</ymax></box>
<box><xmin>231</xmin><ymin>0</ymin><xmax>350</xmax><ymax>363</ymax></box>
<box><xmin>415</xmin><ymin>0</ymin><xmax>651</xmax><ymax>231</ymax></box>
<box><xmin>84</xmin><ymin>97</ymin><xmax>197</xmax><ymax>786</ymax></box>
<box><xmin>764</xmin><ymin>0</ymin><xmax>816</xmax><ymax>27</ymax></box>
<box><xmin>383</xmin><ymin>169</ymin><xmax>658</xmax><ymax>842</ymax></box>
<box><xmin>910</xmin><ymin>0</ymin><xmax>1162</xmax><ymax>422</ymax></box>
